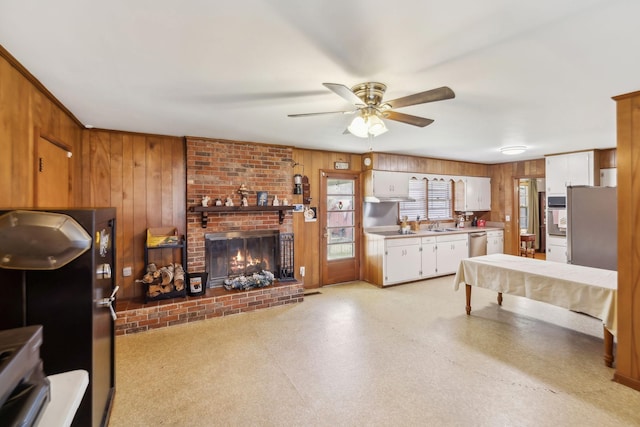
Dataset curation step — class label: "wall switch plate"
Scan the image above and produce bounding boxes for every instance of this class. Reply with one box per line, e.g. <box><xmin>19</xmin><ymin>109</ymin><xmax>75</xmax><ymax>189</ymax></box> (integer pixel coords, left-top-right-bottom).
<box><xmin>300</xmin><ymin>266</ymin><xmax>305</xmax><ymax>277</ymax></box>
<box><xmin>123</xmin><ymin>266</ymin><xmax>132</xmax><ymax>277</ymax></box>
<box><xmin>505</xmin><ymin>215</ymin><xmax>511</xmax><ymax>221</ymax></box>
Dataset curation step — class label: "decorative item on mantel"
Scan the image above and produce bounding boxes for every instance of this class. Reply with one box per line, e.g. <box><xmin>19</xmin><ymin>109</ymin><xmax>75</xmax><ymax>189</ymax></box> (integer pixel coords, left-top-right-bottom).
<box><xmin>223</xmin><ymin>270</ymin><xmax>275</xmax><ymax>291</ymax></box>
<box><xmin>225</xmin><ymin>195</ymin><xmax>234</xmax><ymax>206</ymax></box>
<box><xmin>238</xmin><ymin>183</ymin><xmax>249</xmax><ymax>198</ymax></box>
<box><xmin>273</xmin><ymin>195</ymin><xmax>280</xmax><ymax>206</ymax></box>
<box><xmin>257</xmin><ymin>191</ymin><xmax>268</xmax><ymax>206</ymax></box>
<box><xmin>201</xmin><ymin>196</ymin><xmax>210</xmax><ymax>207</ymax></box>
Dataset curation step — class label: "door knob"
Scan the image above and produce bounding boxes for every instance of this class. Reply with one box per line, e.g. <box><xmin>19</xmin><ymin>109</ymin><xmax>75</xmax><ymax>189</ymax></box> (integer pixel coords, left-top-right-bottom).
<box><xmin>97</xmin><ymin>285</ymin><xmax>120</xmax><ymax>320</ymax></box>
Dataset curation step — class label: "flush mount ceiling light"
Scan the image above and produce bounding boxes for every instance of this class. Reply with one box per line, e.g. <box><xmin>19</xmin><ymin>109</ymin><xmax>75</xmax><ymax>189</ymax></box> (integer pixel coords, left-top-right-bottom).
<box><xmin>499</xmin><ymin>145</ymin><xmax>527</xmax><ymax>155</ymax></box>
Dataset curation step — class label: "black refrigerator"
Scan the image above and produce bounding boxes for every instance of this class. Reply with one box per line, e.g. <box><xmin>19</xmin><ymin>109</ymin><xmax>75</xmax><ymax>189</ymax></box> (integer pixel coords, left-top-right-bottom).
<box><xmin>0</xmin><ymin>208</ymin><xmax>117</xmax><ymax>427</ymax></box>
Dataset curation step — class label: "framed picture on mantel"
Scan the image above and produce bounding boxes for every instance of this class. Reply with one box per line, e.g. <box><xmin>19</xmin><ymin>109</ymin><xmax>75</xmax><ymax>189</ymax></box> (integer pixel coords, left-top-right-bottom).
<box><xmin>257</xmin><ymin>191</ymin><xmax>268</xmax><ymax>206</ymax></box>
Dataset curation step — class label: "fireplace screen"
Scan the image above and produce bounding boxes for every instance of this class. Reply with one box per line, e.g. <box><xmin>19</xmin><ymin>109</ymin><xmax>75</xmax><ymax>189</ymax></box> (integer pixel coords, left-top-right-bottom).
<box><xmin>205</xmin><ymin>230</ymin><xmax>281</xmax><ymax>287</ymax></box>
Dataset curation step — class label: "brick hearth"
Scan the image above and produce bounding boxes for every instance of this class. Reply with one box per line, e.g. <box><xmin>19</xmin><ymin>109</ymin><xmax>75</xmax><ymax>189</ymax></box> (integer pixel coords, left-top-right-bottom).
<box><xmin>115</xmin><ymin>281</ymin><xmax>303</xmax><ymax>335</ymax></box>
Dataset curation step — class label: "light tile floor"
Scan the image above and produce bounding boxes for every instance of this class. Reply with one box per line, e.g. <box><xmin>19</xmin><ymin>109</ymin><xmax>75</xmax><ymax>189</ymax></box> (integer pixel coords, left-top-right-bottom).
<box><xmin>109</xmin><ymin>275</ymin><xmax>640</xmax><ymax>426</ymax></box>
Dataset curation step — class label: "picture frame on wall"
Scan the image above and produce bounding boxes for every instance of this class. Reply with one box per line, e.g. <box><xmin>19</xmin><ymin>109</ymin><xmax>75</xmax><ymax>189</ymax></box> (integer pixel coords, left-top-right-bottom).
<box><xmin>257</xmin><ymin>191</ymin><xmax>268</xmax><ymax>206</ymax></box>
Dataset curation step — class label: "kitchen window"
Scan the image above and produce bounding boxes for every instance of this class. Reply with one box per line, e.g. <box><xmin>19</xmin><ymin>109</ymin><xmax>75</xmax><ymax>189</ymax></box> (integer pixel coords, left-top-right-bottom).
<box><xmin>519</xmin><ymin>182</ymin><xmax>529</xmax><ymax>234</ymax></box>
<box><xmin>399</xmin><ymin>178</ymin><xmax>427</xmax><ymax>221</ymax></box>
<box><xmin>427</xmin><ymin>179</ymin><xmax>453</xmax><ymax>220</ymax></box>
<box><xmin>399</xmin><ymin>178</ymin><xmax>453</xmax><ymax>221</ymax></box>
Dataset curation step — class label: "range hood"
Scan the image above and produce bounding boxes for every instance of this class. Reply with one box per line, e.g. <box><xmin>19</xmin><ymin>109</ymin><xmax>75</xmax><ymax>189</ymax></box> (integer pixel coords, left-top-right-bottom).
<box><xmin>364</xmin><ymin>195</ymin><xmax>415</xmax><ymax>203</ymax></box>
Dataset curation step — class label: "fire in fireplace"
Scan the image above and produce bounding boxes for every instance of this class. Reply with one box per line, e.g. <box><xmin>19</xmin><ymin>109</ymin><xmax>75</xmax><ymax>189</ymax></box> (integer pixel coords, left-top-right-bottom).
<box><xmin>205</xmin><ymin>230</ymin><xmax>293</xmax><ymax>287</ymax></box>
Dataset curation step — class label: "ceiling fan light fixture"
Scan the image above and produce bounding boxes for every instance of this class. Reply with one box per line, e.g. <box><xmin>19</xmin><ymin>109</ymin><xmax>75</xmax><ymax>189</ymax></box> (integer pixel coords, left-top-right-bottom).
<box><xmin>347</xmin><ymin>113</ymin><xmax>387</xmax><ymax>138</ymax></box>
<box><xmin>499</xmin><ymin>145</ymin><xmax>527</xmax><ymax>155</ymax></box>
<box><xmin>347</xmin><ymin>115</ymin><xmax>369</xmax><ymax>138</ymax></box>
<box><xmin>367</xmin><ymin>114</ymin><xmax>388</xmax><ymax>136</ymax></box>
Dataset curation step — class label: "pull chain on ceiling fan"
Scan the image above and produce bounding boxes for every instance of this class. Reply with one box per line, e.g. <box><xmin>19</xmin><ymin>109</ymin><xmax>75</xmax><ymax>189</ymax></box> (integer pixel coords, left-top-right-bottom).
<box><xmin>288</xmin><ymin>82</ymin><xmax>455</xmax><ymax>138</ymax></box>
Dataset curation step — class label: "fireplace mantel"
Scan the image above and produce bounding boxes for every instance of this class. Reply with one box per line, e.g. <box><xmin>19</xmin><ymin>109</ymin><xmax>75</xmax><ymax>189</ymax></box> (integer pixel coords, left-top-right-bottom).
<box><xmin>190</xmin><ymin>206</ymin><xmax>293</xmax><ymax>228</ymax></box>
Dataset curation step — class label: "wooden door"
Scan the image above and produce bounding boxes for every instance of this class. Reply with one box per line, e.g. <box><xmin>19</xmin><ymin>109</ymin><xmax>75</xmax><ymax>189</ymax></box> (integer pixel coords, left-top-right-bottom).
<box><xmin>320</xmin><ymin>171</ymin><xmax>361</xmax><ymax>285</ymax></box>
<box><xmin>35</xmin><ymin>135</ymin><xmax>70</xmax><ymax>207</ymax></box>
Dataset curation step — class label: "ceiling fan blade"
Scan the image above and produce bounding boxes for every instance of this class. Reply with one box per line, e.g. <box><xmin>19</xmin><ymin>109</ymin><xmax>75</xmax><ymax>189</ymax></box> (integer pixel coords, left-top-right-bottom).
<box><xmin>288</xmin><ymin>109</ymin><xmax>357</xmax><ymax>118</ymax></box>
<box><xmin>322</xmin><ymin>83</ymin><xmax>365</xmax><ymax>106</ymax></box>
<box><xmin>383</xmin><ymin>111</ymin><xmax>434</xmax><ymax>127</ymax></box>
<box><xmin>384</xmin><ymin>86</ymin><xmax>455</xmax><ymax>109</ymax></box>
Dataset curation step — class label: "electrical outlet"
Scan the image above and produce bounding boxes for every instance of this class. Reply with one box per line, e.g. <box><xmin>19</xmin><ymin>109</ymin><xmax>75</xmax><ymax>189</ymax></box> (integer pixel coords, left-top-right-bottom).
<box><xmin>300</xmin><ymin>266</ymin><xmax>305</xmax><ymax>277</ymax></box>
<box><xmin>505</xmin><ymin>215</ymin><xmax>511</xmax><ymax>221</ymax></box>
<box><xmin>123</xmin><ymin>266</ymin><xmax>132</xmax><ymax>277</ymax></box>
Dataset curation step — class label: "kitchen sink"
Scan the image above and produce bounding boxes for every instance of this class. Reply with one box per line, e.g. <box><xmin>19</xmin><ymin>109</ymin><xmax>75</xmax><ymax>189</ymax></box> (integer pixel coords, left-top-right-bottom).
<box><xmin>431</xmin><ymin>228</ymin><xmax>459</xmax><ymax>232</ymax></box>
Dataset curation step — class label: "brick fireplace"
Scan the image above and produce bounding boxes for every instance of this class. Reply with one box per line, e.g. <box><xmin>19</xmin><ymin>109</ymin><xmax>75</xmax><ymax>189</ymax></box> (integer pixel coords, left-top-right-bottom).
<box><xmin>185</xmin><ymin>137</ymin><xmax>295</xmax><ymax>274</ymax></box>
<box><xmin>114</xmin><ymin>138</ymin><xmax>303</xmax><ymax>335</ymax></box>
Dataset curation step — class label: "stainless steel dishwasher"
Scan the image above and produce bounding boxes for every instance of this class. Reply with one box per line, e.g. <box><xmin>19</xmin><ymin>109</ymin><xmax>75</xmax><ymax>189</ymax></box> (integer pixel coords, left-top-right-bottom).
<box><xmin>469</xmin><ymin>231</ymin><xmax>487</xmax><ymax>257</ymax></box>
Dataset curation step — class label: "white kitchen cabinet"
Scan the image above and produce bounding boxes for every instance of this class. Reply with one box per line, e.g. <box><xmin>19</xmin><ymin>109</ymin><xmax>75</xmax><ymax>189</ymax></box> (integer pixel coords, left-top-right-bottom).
<box><xmin>546</xmin><ymin>235</ymin><xmax>567</xmax><ymax>263</ymax></box>
<box><xmin>545</xmin><ymin>151</ymin><xmax>595</xmax><ymax>195</ymax></box>
<box><xmin>384</xmin><ymin>237</ymin><xmax>422</xmax><ymax>285</ymax></box>
<box><xmin>454</xmin><ymin>177</ymin><xmax>491</xmax><ymax>212</ymax></box>
<box><xmin>420</xmin><ymin>236</ymin><xmax>438</xmax><ymax>278</ymax></box>
<box><xmin>486</xmin><ymin>230</ymin><xmax>504</xmax><ymax>255</ymax></box>
<box><xmin>363</xmin><ymin>170</ymin><xmax>411</xmax><ymax>201</ymax></box>
<box><xmin>436</xmin><ymin>234</ymin><xmax>469</xmax><ymax>275</ymax></box>
<box><xmin>600</xmin><ymin>168</ymin><xmax>617</xmax><ymax>187</ymax></box>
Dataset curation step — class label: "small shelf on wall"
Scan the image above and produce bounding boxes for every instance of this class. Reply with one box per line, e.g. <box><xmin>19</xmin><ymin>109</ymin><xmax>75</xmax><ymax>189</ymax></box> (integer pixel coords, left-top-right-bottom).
<box><xmin>190</xmin><ymin>206</ymin><xmax>292</xmax><ymax>228</ymax></box>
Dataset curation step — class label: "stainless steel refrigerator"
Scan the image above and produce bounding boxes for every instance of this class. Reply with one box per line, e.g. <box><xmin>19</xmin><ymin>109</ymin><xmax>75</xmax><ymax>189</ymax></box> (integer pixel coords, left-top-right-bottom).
<box><xmin>567</xmin><ymin>186</ymin><xmax>617</xmax><ymax>271</ymax></box>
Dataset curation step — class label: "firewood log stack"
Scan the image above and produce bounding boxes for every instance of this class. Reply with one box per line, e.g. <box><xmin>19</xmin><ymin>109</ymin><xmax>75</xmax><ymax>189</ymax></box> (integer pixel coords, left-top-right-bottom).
<box><xmin>139</xmin><ymin>263</ymin><xmax>186</xmax><ymax>298</ymax></box>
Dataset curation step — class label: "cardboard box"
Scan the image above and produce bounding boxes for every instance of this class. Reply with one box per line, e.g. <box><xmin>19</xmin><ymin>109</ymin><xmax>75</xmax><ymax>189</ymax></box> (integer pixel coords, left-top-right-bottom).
<box><xmin>146</xmin><ymin>227</ymin><xmax>179</xmax><ymax>247</ymax></box>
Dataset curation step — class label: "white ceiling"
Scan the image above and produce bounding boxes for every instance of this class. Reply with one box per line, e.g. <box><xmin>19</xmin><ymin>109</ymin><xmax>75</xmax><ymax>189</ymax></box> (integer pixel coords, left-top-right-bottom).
<box><xmin>1</xmin><ymin>0</ymin><xmax>638</xmax><ymax>164</ymax></box>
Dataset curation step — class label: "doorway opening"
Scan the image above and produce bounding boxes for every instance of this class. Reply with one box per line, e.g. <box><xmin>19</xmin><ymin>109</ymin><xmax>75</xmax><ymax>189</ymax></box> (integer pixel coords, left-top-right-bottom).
<box><xmin>517</xmin><ymin>178</ymin><xmax>546</xmax><ymax>259</ymax></box>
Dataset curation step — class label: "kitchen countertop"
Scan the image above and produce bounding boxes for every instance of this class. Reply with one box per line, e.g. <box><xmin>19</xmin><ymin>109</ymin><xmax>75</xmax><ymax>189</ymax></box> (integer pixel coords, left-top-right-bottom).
<box><xmin>365</xmin><ymin>225</ymin><xmax>503</xmax><ymax>239</ymax></box>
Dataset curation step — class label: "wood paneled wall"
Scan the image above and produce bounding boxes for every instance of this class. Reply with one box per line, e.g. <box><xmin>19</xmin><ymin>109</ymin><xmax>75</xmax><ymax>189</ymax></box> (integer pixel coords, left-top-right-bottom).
<box><xmin>612</xmin><ymin>91</ymin><xmax>640</xmax><ymax>391</ymax></box>
<box><xmin>489</xmin><ymin>159</ymin><xmax>546</xmax><ymax>255</ymax></box>
<box><xmin>291</xmin><ymin>149</ymin><xmax>362</xmax><ymax>288</ymax></box>
<box><xmin>367</xmin><ymin>152</ymin><xmax>489</xmax><ymax>176</ymax></box>
<box><xmin>1</xmin><ymin>48</ymin><xmax>187</xmax><ymax>301</ymax></box>
<box><xmin>599</xmin><ymin>148</ymin><xmax>617</xmax><ymax>169</ymax></box>
<box><xmin>0</xmin><ymin>46</ymin><xmax>83</xmax><ymax>207</ymax></box>
<box><xmin>80</xmin><ymin>130</ymin><xmax>186</xmax><ymax>300</ymax></box>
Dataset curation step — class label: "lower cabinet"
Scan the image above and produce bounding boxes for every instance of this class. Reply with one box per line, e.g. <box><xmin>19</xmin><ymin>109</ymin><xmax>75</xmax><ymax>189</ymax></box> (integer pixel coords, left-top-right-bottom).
<box><xmin>436</xmin><ymin>234</ymin><xmax>469</xmax><ymax>275</ymax></box>
<box><xmin>486</xmin><ymin>230</ymin><xmax>504</xmax><ymax>255</ymax></box>
<box><xmin>380</xmin><ymin>232</ymin><xmax>475</xmax><ymax>286</ymax></box>
<box><xmin>420</xmin><ymin>237</ymin><xmax>437</xmax><ymax>278</ymax></box>
<box><xmin>384</xmin><ymin>237</ymin><xmax>422</xmax><ymax>285</ymax></box>
<box><xmin>546</xmin><ymin>236</ymin><xmax>567</xmax><ymax>263</ymax></box>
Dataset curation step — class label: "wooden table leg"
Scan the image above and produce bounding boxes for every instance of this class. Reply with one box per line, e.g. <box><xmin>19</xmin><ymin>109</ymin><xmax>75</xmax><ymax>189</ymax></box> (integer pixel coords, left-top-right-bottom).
<box><xmin>603</xmin><ymin>326</ymin><xmax>614</xmax><ymax>367</ymax></box>
<box><xmin>465</xmin><ymin>284</ymin><xmax>472</xmax><ymax>315</ymax></box>
<box><xmin>497</xmin><ymin>292</ymin><xmax>503</xmax><ymax>306</ymax></box>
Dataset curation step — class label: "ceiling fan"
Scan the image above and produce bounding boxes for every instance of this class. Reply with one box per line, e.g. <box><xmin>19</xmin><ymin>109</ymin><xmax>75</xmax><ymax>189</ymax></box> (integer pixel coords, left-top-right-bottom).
<box><xmin>288</xmin><ymin>82</ymin><xmax>455</xmax><ymax>138</ymax></box>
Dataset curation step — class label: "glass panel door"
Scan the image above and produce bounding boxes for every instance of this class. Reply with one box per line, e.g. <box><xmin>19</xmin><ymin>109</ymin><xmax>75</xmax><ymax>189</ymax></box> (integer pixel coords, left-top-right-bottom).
<box><xmin>321</xmin><ymin>171</ymin><xmax>360</xmax><ymax>285</ymax></box>
<box><xmin>326</xmin><ymin>180</ymin><xmax>355</xmax><ymax>260</ymax></box>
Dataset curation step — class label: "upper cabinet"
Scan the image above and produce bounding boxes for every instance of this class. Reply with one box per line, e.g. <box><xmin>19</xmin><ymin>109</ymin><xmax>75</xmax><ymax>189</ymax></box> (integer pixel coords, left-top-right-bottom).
<box><xmin>454</xmin><ymin>177</ymin><xmax>491</xmax><ymax>212</ymax></box>
<box><xmin>363</xmin><ymin>170</ymin><xmax>411</xmax><ymax>202</ymax></box>
<box><xmin>546</xmin><ymin>151</ymin><xmax>596</xmax><ymax>195</ymax></box>
<box><xmin>600</xmin><ymin>168</ymin><xmax>617</xmax><ymax>187</ymax></box>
